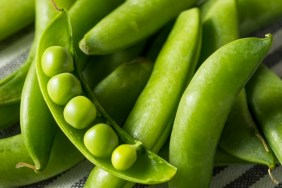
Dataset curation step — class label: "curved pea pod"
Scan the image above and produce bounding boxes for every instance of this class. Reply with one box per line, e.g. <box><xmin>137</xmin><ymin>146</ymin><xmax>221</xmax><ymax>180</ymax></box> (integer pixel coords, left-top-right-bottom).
<box><xmin>36</xmin><ymin>11</ymin><xmax>176</xmax><ymax>184</ymax></box>
<box><xmin>246</xmin><ymin>65</ymin><xmax>282</xmax><ymax>165</ymax></box>
<box><xmin>0</xmin><ymin>131</ymin><xmax>84</xmax><ymax>187</ymax></box>
<box><xmin>83</xmin><ymin>41</ymin><xmax>146</xmax><ymax>89</ymax></box>
<box><xmin>169</xmin><ymin>35</ymin><xmax>272</xmax><ymax>188</ymax></box>
<box><xmin>19</xmin><ymin>0</ymin><xmax>76</xmax><ymax>172</ymax></box>
<box><xmin>123</xmin><ymin>7</ymin><xmax>201</xmax><ymax>152</ymax></box>
<box><xmin>94</xmin><ymin>58</ymin><xmax>153</xmax><ymax>125</ymax></box>
<box><xmin>79</xmin><ymin>0</ymin><xmax>198</xmax><ymax>55</ymax></box>
<box><xmin>20</xmin><ymin>62</ymin><xmax>59</xmax><ymax>171</ymax></box>
<box><xmin>198</xmin><ymin>0</ymin><xmax>239</xmax><ymax>64</ymax></box>
<box><xmin>198</xmin><ymin>0</ymin><xmax>274</xmax><ymax>168</ymax></box>
<box><xmin>238</xmin><ymin>0</ymin><xmax>282</xmax><ymax>36</ymax></box>
<box><xmin>20</xmin><ymin>0</ymin><xmax>124</xmax><ymax>172</ymax></box>
<box><xmin>84</xmin><ymin>7</ymin><xmax>202</xmax><ymax>188</ymax></box>
<box><xmin>0</xmin><ymin>0</ymin><xmax>34</xmax><ymax>41</ymax></box>
<box><xmin>219</xmin><ymin>90</ymin><xmax>275</xmax><ymax>168</ymax></box>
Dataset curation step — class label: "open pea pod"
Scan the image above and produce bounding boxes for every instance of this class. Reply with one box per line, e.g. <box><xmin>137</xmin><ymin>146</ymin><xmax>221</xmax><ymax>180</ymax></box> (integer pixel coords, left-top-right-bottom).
<box><xmin>36</xmin><ymin>10</ymin><xmax>176</xmax><ymax>184</ymax></box>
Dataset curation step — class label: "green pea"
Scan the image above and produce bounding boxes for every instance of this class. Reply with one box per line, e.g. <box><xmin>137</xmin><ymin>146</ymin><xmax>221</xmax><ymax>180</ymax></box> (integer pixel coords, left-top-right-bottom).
<box><xmin>84</xmin><ymin>123</ymin><xmax>119</xmax><ymax>158</ymax></box>
<box><xmin>63</xmin><ymin>96</ymin><xmax>96</xmax><ymax>129</ymax></box>
<box><xmin>111</xmin><ymin>144</ymin><xmax>137</xmax><ymax>171</ymax></box>
<box><xmin>41</xmin><ymin>46</ymin><xmax>74</xmax><ymax>77</ymax></box>
<box><xmin>47</xmin><ymin>73</ymin><xmax>82</xmax><ymax>105</ymax></box>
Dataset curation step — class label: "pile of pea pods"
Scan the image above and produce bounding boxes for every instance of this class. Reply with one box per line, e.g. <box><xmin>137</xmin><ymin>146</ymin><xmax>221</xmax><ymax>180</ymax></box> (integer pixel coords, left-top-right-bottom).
<box><xmin>0</xmin><ymin>0</ymin><xmax>282</xmax><ymax>187</ymax></box>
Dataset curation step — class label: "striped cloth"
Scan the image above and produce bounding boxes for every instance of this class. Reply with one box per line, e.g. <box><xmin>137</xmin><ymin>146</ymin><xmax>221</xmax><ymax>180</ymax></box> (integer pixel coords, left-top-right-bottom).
<box><xmin>0</xmin><ymin>17</ymin><xmax>282</xmax><ymax>188</ymax></box>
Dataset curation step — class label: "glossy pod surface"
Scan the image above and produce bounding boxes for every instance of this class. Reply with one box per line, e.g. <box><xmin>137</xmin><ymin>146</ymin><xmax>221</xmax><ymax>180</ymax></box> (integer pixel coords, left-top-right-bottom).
<box><xmin>79</xmin><ymin>0</ymin><xmax>198</xmax><ymax>55</ymax></box>
<box><xmin>169</xmin><ymin>35</ymin><xmax>272</xmax><ymax>188</ymax></box>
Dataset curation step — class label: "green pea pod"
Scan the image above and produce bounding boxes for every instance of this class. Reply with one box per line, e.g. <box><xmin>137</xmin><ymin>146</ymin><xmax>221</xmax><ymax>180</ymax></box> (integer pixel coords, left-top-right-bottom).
<box><xmin>238</xmin><ymin>0</ymin><xmax>282</xmax><ymax>36</ymax></box>
<box><xmin>36</xmin><ymin>11</ymin><xmax>176</xmax><ymax>184</ymax></box>
<box><xmin>246</xmin><ymin>65</ymin><xmax>282</xmax><ymax>165</ymax></box>
<box><xmin>199</xmin><ymin>0</ymin><xmax>274</xmax><ymax>169</ymax></box>
<box><xmin>0</xmin><ymin>0</ymin><xmax>34</xmax><ymax>41</ymax></box>
<box><xmin>84</xmin><ymin>7</ymin><xmax>201</xmax><ymax>188</ymax></box>
<box><xmin>0</xmin><ymin>131</ymin><xmax>84</xmax><ymax>187</ymax></box>
<box><xmin>79</xmin><ymin>0</ymin><xmax>198</xmax><ymax>55</ymax></box>
<box><xmin>219</xmin><ymin>90</ymin><xmax>275</xmax><ymax>168</ymax></box>
<box><xmin>83</xmin><ymin>41</ymin><xmax>146</xmax><ymax>89</ymax></box>
<box><xmin>169</xmin><ymin>35</ymin><xmax>272</xmax><ymax>188</ymax></box>
<box><xmin>198</xmin><ymin>0</ymin><xmax>239</xmax><ymax>64</ymax></box>
<box><xmin>20</xmin><ymin>0</ymin><xmax>125</xmax><ymax>172</ymax></box>
<box><xmin>123</xmin><ymin>7</ymin><xmax>201</xmax><ymax>152</ymax></box>
<box><xmin>94</xmin><ymin>58</ymin><xmax>153</xmax><ymax>125</ymax></box>
<box><xmin>20</xmin><ymin>0</ymin><xmax>76</xmax><ymax>172</ymax></box>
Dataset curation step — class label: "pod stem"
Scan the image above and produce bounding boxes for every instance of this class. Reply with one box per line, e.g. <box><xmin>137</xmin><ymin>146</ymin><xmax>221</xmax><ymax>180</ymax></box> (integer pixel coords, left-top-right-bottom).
<box><xmin>16</xmin><ymin>162</ymin><xmax>37</xmax><ymax>171</ymax></box>
<box><xmin>255</xmin><ymin>132</ymin><xmax>270</xmax><ymax>152</ymax></box>
<box><xmin>133</xmin><ymin>141</ymin><xmax>143</xmax><ymax>151</ymax></box>
<box><xmin>268</xmin><ymin>168</ymin><xmax>279</xmax><ymax>185</ymax></box>
<box><xmin>51</xmin><ymin>0</ymin><xmax>64</xmax><ymax>12</ymax></box>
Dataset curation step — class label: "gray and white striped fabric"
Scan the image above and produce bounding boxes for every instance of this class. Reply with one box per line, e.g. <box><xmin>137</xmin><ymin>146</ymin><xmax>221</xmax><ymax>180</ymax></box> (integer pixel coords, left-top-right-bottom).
<box><xmin>1</xmin><ymin>17</ymin><xmax>282</xmax><ymax>188</ymax></box>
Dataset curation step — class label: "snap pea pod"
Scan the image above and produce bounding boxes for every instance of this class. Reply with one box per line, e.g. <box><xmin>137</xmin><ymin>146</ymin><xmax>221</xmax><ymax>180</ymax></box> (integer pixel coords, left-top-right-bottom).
<box><xmin>0</xmin><ymin>131</ymin><xmax>84</xmax><ymax>187</ymax></box>
<box><xmin>36</xmin><ymin>11</ymin><xmax>176</xmax><ymax>184</ymax></box>
<box><xmin>20</xmin><ymin>0</ymin><xmax>76</xmax><ymax>172</ymax></box>
<box><xmin>199</xmin><ymin>0</ymin><xmax>274</xmax><ymax>167</ymax></box>
<box><xmin>246</xmin><ymin>64</ymin><xmax>282</xmax><ymax>165</ymax></box>
<box><xmin>169</xmin><ymin>35</ymin><xmax>272</xmax><ymax>188</ymax></box>
<box><xmin>0</xmin><ymin>0</ymin><xmax>34</xmax><ymax>41</ymax></box>
<box><xmin>79</xmin><ymin>0</ymin><xmax>198</xmax><ymax>55</ymax></box>
<box><xmin>123</xmin><ymin>7</ymin><xmax>201</xmax><ymax>152</ymax></box>
<box><xmin>238</xmin><ymin>0</ymin><xmax>282</xmax><ymax>36</ymax></box>
<box><xmin>84</xmin><ymin>7</ymin><xmax>201</xmax><ymax>188</ymax></box>
<box><xmin>83</xmin><ymin>41</ymin><xmax>146</xmax><ymax>89</ymax></box>
<box><xmin>219</xmin><ymin>90</ymin><xmax>275</xmax><ymax>168</ymax></box>
<box><xmin>94</xmin><ymin>58</ymin><xmax>153</xmax><ymax>125</ymax></box>
<box><xmin>20</xmin><ymin>0</ymin><xmax>125</xmax><ymax>172</ymax></box>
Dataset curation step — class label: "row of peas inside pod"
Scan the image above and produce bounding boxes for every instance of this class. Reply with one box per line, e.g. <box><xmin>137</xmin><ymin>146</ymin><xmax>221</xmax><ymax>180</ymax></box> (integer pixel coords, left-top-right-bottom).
<box><xmin>41</xmin><ymin>45</ymin><xmax>138</xmax><ymax>171</ymax></box>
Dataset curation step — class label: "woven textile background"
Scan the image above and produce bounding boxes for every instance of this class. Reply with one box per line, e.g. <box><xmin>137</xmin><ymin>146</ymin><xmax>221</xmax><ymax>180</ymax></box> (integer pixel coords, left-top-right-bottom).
<box><xmin>0</xmin><ymin>15</ymin><xmax>282</xmax><ymax>188</ymax></box>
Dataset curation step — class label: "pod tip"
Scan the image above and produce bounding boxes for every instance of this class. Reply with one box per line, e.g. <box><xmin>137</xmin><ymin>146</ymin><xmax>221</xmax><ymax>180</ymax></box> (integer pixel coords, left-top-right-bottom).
<box><xmin>79</xmin><ymin>38</ymin><xmax>91</xmax><ymax>55</ymax></box>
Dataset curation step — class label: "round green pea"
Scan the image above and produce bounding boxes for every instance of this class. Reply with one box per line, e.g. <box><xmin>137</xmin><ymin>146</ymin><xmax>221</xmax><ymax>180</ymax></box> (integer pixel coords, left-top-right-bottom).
<box><xmin>84</xmin><ymin>123</ymin><xmax>119</xmax><ymax>158</ymax></box>
<box><xmin>47</xmin><ymin>73</ymin><xmax>82</xmax><ymax>105</ymax></box>
<box><xmin>64</xmin><ymin>96</ymin><xmax>96</xmax><ymax>129</ymax></box>
<box><xmin>41</xmin><ymin>46</ymin><xmax>74</xmax><ymax>77</ymax></box>
<box><xmin>111</xmin><ymin>144</ymin><xmax>137</xmax><ymax>170</ymax></box>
